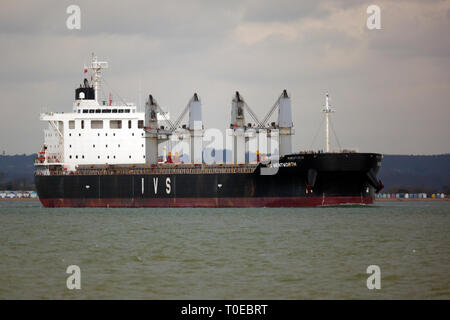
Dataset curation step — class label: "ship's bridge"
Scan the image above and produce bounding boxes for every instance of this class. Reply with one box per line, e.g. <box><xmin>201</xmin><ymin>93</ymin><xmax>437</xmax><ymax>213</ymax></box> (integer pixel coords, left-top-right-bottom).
<box><xmin>73</xmin><ymin>99</ymin><xmax>138</xmax><ymax>115</ymax></box>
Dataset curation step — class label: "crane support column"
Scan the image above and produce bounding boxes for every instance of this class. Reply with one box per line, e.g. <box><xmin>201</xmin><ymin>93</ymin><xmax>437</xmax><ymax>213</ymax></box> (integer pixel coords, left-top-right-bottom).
<box><xmin>189</xmin><ymin>93</ymin><xmax>203</xmax><ymax>164</ymax></box>
<box><xmin>278</xmin><ymin>89</ymin><xmax>294</xmax><ymax>156</ymax></box>
<box><xmin>145</xmin><ymin>94</ymin><xmax>159</xmax><ymax>164</ymax></box>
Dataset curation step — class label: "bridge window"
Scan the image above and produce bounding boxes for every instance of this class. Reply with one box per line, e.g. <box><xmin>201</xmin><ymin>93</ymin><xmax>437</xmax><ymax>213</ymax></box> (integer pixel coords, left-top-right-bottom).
<box><xmin>102</xmin><ymin>109</ymin><xmax>111</xmax><ymax>113</ymax></box>
<box><xmin>138</xmin><ymin>120</ymin><xmax>144</xmax><ymax>128</ymax></box>
<box><xmin>89</xmin><ymin>109</ymin><xmax>95</xmax><ymax>113</ymax></box>
<box><xmin>69</xmin><ymin>121</ymin><xmax>75</xmax><ymax>129</ymax></box>
<box><xmin>110</xmin><ymin>120</ymin><xmax>122</xmax><ymax>129</ymax></box>
<box><xmin>82</xmin><ymin>109</ymin><xmax>88</xmax><ymax>113</ymax></box>
<box><xmin>95</xmin><ymin>109</ymin><xmax>101</xmax><ymax>113</ymax></box>
<box><xmin>91</xmin><ymin>120</ymin><xmax>103</xmax><ymax>129</ymax></box>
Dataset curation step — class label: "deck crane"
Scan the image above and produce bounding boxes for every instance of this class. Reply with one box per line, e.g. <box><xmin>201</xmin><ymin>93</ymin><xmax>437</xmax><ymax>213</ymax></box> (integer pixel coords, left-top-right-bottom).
<box><xmin>144</xmin><ymin>93</ymin><xmax>204</xmax><ymax>164</ymax></box>
<box><xmin>231</xmin><ymin>89</ymin><xmax>293</xmax><ymax>159</ymax></box>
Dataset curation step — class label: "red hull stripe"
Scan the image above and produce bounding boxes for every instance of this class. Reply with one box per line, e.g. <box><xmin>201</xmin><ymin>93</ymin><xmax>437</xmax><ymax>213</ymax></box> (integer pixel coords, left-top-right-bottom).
<box><xmin>39</xmin><ymin>196</ymin><xmax>374</xmax><ymax>208</ymax></box>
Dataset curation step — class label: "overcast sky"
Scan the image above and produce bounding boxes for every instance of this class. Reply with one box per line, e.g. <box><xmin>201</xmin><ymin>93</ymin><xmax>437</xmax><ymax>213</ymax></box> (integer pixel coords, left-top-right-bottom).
<box><xmin>0</xmin><ymin>0</ymin><xmax>449</xmax><ymax>155</ymax></box>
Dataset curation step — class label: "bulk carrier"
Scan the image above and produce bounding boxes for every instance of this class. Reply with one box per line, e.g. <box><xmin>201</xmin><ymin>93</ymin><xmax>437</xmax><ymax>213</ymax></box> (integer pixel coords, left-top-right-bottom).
<box><xmin>34</xmin><ymin>55</ymin><xmax>384</xmax><ymax>207</ymax></box>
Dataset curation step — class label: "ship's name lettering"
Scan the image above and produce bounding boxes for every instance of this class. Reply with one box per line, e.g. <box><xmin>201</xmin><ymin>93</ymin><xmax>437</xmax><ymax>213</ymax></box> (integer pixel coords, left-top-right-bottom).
<box><xmin>152</xmin><ymin>177</ymin><xmax>171</xmax><ymax>194</ymax></box>
<box><xmin>274</xmin><ymin>162</ymin><xmax>297</xmax><ymax>168</ymax></box>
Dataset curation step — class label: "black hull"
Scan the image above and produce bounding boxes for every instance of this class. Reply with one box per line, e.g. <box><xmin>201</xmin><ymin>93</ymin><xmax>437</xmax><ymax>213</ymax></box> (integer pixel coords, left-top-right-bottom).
<box><xmin>35</xmin><ymin>153</ymin><xmax>383</xmax><ymax>208</ymax></box>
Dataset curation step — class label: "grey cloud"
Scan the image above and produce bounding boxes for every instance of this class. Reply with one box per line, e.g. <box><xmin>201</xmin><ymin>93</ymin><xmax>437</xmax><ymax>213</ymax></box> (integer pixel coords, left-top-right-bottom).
<box><xmin>0</xmin><ymin>0</ymin><xmax>241</xmax><ymax>37</ymax></box>
<box><xmin>241</xmin><ymin>0</ymin><xmax>324</xmax><ymax>22</ymax></box>
<box><xmin>0</xmin><ymin>0</ymin><xmax>449</xmax><ymax>155</ymax></box>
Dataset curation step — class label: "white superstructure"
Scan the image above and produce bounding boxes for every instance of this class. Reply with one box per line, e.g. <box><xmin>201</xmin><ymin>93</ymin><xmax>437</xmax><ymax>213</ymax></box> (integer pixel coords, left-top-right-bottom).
<box><xmin>37</xmin><ymin>55</ymin><xmax>146</xmax><ymax>171</ymax></box>
<box><xmin>36</xmin><ymin>55</ymin><xmax>300</xmax><ymax>171</ymax></box>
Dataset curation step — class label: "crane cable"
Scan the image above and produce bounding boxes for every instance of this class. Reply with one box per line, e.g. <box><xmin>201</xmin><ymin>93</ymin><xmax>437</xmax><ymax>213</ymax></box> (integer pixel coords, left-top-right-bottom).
<box><xmin>259</xmin><ymin>92</ymin><xmax>283</xmax><ymax>128</ymax></box>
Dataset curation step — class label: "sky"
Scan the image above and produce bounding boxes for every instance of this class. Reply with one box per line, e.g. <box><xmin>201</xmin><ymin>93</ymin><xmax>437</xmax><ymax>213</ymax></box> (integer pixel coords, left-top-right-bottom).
<box><xmin>0</xmin><ymin>0</ymin><xmax>449</xmax><ymax>155</ymax></box>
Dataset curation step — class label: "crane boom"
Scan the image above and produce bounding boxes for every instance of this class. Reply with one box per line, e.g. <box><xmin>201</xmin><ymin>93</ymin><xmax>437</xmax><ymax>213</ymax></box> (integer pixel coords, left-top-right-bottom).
<box><xmin>259</xmin><ymin>92</ymin><xmax>283</xmax><ymax>128</ymax></box>
<box><xmin>243</xmin><ymin>102</ymin><xmax>263</xmax><ymax>128</ymax></box>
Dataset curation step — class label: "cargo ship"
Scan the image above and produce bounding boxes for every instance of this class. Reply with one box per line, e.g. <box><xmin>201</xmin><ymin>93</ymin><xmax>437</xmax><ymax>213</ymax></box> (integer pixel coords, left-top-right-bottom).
<box><xmin>34</xmin><ymin>55</ymin><xmax>383</xmax><ymax>207</ymax></box>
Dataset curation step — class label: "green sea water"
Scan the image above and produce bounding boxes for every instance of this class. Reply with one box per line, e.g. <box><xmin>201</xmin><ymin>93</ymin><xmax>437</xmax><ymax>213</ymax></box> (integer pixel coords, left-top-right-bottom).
<box><xmin>0</xmin><ymin>200</ymin><xmax>448</xmax><ymax>299</ymax></box>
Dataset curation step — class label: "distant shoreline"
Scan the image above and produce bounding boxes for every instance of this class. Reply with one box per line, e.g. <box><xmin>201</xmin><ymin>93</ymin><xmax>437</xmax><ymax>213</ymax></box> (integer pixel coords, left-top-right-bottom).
<box><xmin>0</xmin><ymin>198</ymin><xmax>39</xmax><ymax>201</ymax></box>
<box><xmin>376</xmin><ymin>198</ymin><xmax>448</xmax><ymax>202</ymax></box>
<box><xmin>1</xmin><ymin>198</ymin><xmax>448</xmax><ymax>203</ymax></box>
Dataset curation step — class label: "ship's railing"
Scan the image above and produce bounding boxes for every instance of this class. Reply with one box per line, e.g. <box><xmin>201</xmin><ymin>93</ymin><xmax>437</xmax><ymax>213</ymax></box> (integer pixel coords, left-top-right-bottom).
<box><xmin>34</xmin><ymin>153</ymin><xmax>62</xmax><ymax>165</ymax></box>
<box><xmin>294</xmin><ymin>149</ymin><xmax>357</xmax><ymax>154</ymax></box>
<box><xmin>35</xmin><ymin>164</ymin><xmax>258</xmax><ymax>176</ymax></box>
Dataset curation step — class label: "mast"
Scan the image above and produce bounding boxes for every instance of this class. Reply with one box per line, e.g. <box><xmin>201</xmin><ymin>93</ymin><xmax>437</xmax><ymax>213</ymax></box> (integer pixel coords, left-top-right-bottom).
<box><xmin>322</xmin><ymin>92</ymin><xmax>334</xmax><ymax>152</ymax></box>
<box><xmin>87</xmin><ymin>53</ymin><xmax>108</xmax><ymax>102</ymax></box>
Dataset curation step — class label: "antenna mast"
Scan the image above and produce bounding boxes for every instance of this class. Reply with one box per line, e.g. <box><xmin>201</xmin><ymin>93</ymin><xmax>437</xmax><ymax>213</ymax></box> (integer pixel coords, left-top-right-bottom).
<box><xmin>88</xmin><ymin>53</ymin><xmax>108</xmax><ymax>102</ymax></box>
<box><xmin>322</xmin><ymin>92</ymin><xmax>335</xmax><ymax>152</ymax></box>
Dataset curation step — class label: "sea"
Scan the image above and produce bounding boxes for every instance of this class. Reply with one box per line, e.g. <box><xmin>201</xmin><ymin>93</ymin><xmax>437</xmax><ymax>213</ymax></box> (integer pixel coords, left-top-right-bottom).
<box><xmin>0</xmin><ymin>200</ymin><xmax>448</xmax><ymax>299</ymax></box>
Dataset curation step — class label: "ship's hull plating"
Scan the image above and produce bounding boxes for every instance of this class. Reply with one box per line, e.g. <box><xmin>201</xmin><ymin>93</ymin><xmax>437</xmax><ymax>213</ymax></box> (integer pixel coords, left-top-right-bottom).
<box><xmin>35</xmin><ymin>153</ymin><xmax>383</xmax><ymax>208</ymax></box>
